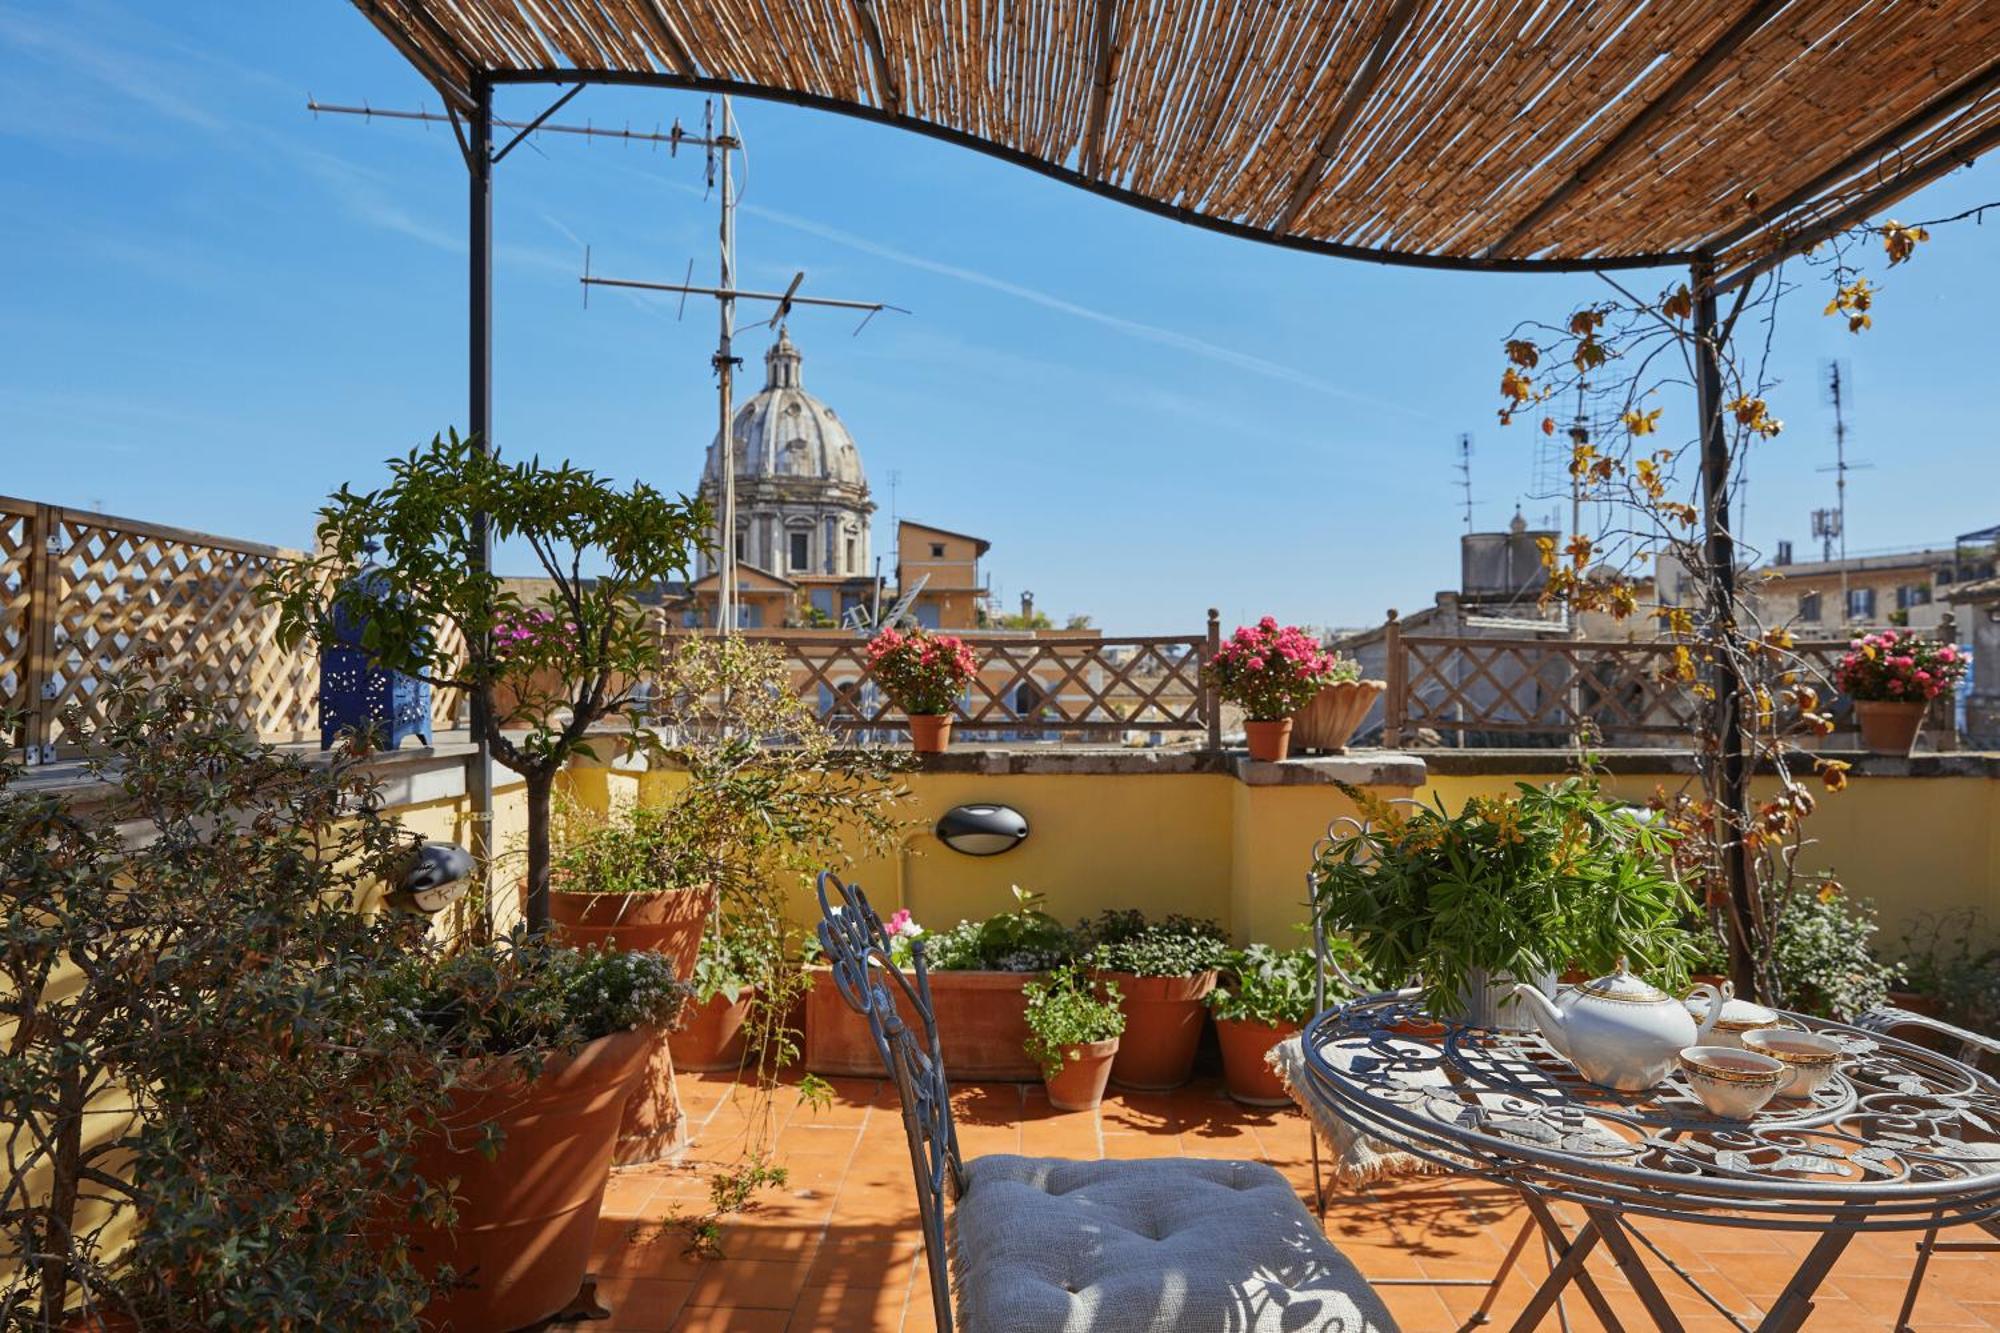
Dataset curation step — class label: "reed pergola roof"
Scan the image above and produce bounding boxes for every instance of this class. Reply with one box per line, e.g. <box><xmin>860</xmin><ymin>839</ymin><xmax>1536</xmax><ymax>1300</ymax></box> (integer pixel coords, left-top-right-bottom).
<box><xmin>354</xmin><ymin>0</ymin><xmax>2000</xmax><ymax>287</ymax></box>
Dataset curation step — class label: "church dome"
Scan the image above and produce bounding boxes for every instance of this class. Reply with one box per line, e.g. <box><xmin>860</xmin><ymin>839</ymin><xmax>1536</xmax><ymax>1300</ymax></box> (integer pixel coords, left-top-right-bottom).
<box><xmin>702</xmin><ymin>330</ymin><xmax>868</xmax><ymax>492</ymax></box>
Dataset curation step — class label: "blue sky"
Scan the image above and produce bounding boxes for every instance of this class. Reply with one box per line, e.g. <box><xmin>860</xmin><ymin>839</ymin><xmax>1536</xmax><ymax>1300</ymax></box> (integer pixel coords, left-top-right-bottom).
<box><xmin>4</xmin><ymin>1</ymin><xmax>1997</xmax><ymax>632</ymax></box>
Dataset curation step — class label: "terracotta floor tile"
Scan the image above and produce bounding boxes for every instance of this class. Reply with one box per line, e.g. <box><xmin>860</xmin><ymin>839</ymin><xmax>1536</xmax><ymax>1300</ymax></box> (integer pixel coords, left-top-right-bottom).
<box><xmin>666</xmin><ymin>1307</ymin><xmax>791</xmax><ymax>1333</ymax></box>
<box><xmin>595</xmin><ymin>1276</ymin><xmax>694</xmax><ymax>1332</ymax></box>
<box><xmin>684</xmin><ymin>1258</ymin><xmax>814</xmax><ymax>1310</ymax></box>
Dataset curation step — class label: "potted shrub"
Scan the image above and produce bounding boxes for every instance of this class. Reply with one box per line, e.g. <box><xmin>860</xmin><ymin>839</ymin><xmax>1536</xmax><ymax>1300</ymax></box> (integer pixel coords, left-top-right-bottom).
<box><xmin>377</xmin><ymin>940</ymin><xmax>685</xmax><ymax>1332</ymax></box>
<box><xmin>1023</xmin><ymin>965</ymin><xmax>1126</xmax><ymax>1111</ymax></box>
<box><xmin>865</xmin><ymin>626</ymin><xmax>978</xmax><ymax>752</ymax></box>
<box><xmin>1208</xmin><ymin>945</ymin><xmax>1322</xmax><ymax>1106</ymax></box>
<box><xmin>1203</xmin><ymin>617</ymin><xmax>1343</xmax><ymax>761</ymax></box>
<box><xmin>1083</xmin><ymin>911</ymin><xmax>1230</xmax><ymax>1090</ymax></box>
<box><xmin>672</xmin><ymin>921</ymin><xmax>766</xmax><ymax>1072</ymax></box>
<box><xmin>805</xmin><ymin>887</ymin><xmax>1073</xmax><ymax>1080</ymax></box>
<box><xmin>1290</xmin><ymin>655</ymin><xmax>1385</xmax><ymax>753</ymax></box>
<box><xmin>1312</xmin><ymin>778</ymin><xmax>1696</xmax><ymax>1028</ymax></box>
<box><xmin>549</xmin><ymin>800</ymin><xmax>714</xmax><ymax>977</ymax></box>
<box><xmin>1832</xmin><ymin>630</ymin><xmax>1967</xmax><ymax>755</ymax></box>
<box><xmin>0</xmin><ymin>665</ymin><xmax>454</xmax><ymax>1331</ymax></box>
<box><xmin>271</xmin><ymin>430</ymin><xmax>707</xmax><ymax>933</ymax></box>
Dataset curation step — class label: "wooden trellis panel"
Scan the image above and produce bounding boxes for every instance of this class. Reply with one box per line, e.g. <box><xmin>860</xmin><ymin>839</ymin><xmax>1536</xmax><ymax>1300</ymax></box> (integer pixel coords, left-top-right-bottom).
<box><xmin>0</xmin><ymin>495</ymin><xmax>464</xmax><ymax>760</ymax></box>
<box><xmin>670</xmin><ymin>630</ymin><xmax>1214</xmax><ymax>736</ymax></box>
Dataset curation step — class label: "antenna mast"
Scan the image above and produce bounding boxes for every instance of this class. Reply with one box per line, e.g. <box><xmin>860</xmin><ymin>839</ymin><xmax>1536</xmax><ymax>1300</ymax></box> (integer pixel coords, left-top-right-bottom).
<box><xmin>1456</xmin><ymin>434</ymin><xmax>1476</xmax><ymax>532</ymax></box>
<box><xmin>1817</xmin><ymin>361</ymin><xmax>1872</xmax><ymax>622</ymax></box>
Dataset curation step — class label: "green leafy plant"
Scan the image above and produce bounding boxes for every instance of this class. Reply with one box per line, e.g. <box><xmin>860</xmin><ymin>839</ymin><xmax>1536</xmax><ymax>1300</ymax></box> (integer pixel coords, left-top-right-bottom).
<box><xmin>1023</xmin><ymin>965</ymin><xmax>1127</xmax><ymax>1079</ymax></box>
<box><xmin>1312</xmin><ymin>777</ymin><xmax>1696</xmax><ymax>1017</ymax></box>
<box><xmin>1899</xmin><ymin>910</ymin><xmax>2000</xmax><ymax>1039</ymax></box>
<box><xmin>1082</xmin><ymin>911</ymin><xmax>1229</xmax><ymax>978</ymax></box>
<box><xmin>553</xmin><ymin>797</ymin><xmax>709</xmax><ymax>895</ymax></box>
<box><xmin>688</xmin><ymin>916</ymin><xmax>776</xmax><ymax>1007</ymax></box>
<box><xmin>0</xmin><ymin>660</ymin><xmax>454</xmax><ymax>1330</ymax></box>
<box><xmin>268</xmin><ymin>430</ymin><xmax>708</xmax><ymax>932</ymax></box>
<box><xmin>920</xmin><ymin>886</ymin><xmax>1075</xmax><ymax>972</ymax></box>
<box><xmin>1207</xmin><ymin>945</ymin><xmax>1324</xmax><ymax>1027</ymax></box>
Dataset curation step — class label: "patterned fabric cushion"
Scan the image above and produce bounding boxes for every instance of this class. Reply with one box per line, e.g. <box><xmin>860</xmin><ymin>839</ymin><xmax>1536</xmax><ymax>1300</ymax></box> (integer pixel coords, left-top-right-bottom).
<box><xmin>950</xmin><ymin>1155</ymin><xmax>1398</xmax><ymax>1333</ymax></box>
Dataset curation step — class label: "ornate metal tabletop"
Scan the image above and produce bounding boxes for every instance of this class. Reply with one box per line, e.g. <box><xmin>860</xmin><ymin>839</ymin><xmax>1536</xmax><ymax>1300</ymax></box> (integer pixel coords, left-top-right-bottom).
<box><xmin>1301</xmin><ymin>993</ymin><xmax>2000</xmax><ymax>1235</ymax></box>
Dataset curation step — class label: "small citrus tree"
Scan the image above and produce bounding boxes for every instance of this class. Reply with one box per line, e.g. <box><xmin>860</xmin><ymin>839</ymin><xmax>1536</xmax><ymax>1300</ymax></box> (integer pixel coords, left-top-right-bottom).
<box><xmin>270</xmin><ymin>430</ymin><xmax>707</xmax><ymax>932</ymax></box>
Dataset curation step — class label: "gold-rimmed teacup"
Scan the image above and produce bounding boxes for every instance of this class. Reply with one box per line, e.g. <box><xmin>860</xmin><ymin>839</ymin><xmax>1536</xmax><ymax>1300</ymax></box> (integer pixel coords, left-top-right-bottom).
<box><xmin>1742</xmin><ymin>1027</ymin><xmax>1841</xmax><ymax>1099</ymax></box>
<box><xmin>1677</xmin><ymin>1045</ymin><xmax>1796</xmax><ymax>1118</ymax></box>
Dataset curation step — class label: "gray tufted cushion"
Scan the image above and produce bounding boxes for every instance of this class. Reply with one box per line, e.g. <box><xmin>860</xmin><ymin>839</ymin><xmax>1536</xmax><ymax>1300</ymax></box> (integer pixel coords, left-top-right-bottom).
<box><xmin>950</xmin><ymin>1155</ymin><xmax>1398</xmax><ymax>1333</ymax></box>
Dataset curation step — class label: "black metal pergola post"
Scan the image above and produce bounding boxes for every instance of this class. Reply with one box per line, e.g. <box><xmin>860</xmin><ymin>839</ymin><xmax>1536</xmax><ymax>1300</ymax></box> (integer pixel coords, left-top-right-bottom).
<box><xmin>1692</xmin><ymin>253</ymin><xmax>1757</xmax><ymax>1000</ymax></box>
<box><xmin>466</xmin><ymin>78</ymin><xmax>496</xmax><ymax>930</ymax></box>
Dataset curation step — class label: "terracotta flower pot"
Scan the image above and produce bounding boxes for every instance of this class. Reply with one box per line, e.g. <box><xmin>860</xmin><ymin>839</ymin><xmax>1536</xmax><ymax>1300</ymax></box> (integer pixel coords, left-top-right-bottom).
<box><xmin>1215</xmin><ymin>1017</ymin><xmax>1300</xmax><ymax>1107</ymax></box>
<box><xmin>670</xmin><ymin>989</ymin><xmax>754</xmax><ymax>1072</ymax></box>
<box><xmin>1044</xmin><ymin>1038</ymin><xmax>1119</xmax><ymax>1111</ymax></box>
<box><xmin>548</xmin><ymin>884</ymin><xmax>714</xmax><ymax>981</ymax></box>
<box><xmin>1097</xmin><ymin>971</ymin><xmax>1217</xmax><ymax>1090</ymax></box>
<box><xmin>1242</xmin><ymin>718</ymin><xmax>1293</xmax><ymax>762</ymax></box>
<box><xmin>401</xmin><ymin>1027</ymin><xmax>653</xmax><ymax>1333</ymax></box>
<box><xmin>1854</xmin><ymin>699</ymin><xmax>1927</xmax><ymax>755</ymax></box>
<box><xmin>1291</xmin><ymin>679</ymin><xmax>1385</xmax><ymax>753</ymax></box>
<box><xmin>907</xmin><ymin>713</ymin><xmax>954</xmax><ymax>753</ymax></box>
<box><xmin>805</xmin><ymin>968</ymin><xmax>1043</xmax><ymax>1080</ymax></box>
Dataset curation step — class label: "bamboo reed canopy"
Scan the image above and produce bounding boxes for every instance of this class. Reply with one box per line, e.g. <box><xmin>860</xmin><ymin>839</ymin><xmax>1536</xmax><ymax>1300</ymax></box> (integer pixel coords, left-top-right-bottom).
<box><xmin>354</xmin><ymin>1</ymin><xmax>2000</xmax><ymax>286</ymax></box>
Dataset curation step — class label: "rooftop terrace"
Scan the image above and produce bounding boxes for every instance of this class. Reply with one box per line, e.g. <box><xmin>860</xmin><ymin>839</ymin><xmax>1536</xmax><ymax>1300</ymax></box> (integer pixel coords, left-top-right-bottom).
<box><xmin>592</xmin><ymin>1070</ymin><xmax>2000</xmax><ymax>1332</ymax></box>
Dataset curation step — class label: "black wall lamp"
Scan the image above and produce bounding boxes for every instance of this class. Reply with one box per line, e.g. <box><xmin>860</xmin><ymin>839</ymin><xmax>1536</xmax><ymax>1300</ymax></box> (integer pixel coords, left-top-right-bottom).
<box><xmin>935</xmin><ymin>804</ymin><xmax>1029</xmax><ymax>856</ymax></box>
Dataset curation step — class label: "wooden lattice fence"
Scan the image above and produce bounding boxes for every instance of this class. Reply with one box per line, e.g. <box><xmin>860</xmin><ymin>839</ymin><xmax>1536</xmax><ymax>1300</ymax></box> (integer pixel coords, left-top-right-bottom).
<box><xmin>669</xmin><ymin>620</ymin><xmax>1221</xmax><ymax>744</ymax></box>
<box><xmin>1382</xmin><ymin>623</ymin><xmax>1957</xmax><ymax>748</ymax></box>
<box><xmin>2</xmin><ymin>496</ymin><xmax>462</xmax><ymax>762</ymax></box>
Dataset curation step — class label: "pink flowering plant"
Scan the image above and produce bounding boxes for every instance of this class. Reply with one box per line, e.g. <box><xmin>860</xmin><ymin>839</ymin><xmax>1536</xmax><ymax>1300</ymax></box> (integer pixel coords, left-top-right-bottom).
<box><xmin>492</xmin><ymin>608</ymin><xmax>578</xmax><ymax>663</ymax></box>
<box><xmin>1202</xmin><ymin>617</ymin><xmax>1343</xmax><ymax>720</ymax></box>
<box><xmin>1832</xmin><ymin>630</ymin><xmax>1966</xmax><ymax>703</ymax></box>
<box><xmin>866</xmin><ymin>627</ymin><xmax>978</xmax><ymax>716</ymax></box>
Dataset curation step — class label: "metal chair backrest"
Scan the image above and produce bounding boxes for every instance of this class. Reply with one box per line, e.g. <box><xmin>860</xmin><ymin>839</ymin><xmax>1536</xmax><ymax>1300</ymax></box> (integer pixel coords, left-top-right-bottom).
<box><xmin>814</xmin><ymin>871</ymin><xmax>966</xmax><ymax>1332</ymax></box>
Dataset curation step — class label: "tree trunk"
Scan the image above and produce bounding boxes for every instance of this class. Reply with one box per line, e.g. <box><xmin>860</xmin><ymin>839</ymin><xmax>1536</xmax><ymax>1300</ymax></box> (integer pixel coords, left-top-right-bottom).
<box><xmin>523</xmin><ymin>768</ymin><xmax>556</xmax><ymax>934</ymax></box>
<box><xmin>39</xmin><ymin>1067</ymin><xmax>87</xmax><ymax>1320</ymax></box>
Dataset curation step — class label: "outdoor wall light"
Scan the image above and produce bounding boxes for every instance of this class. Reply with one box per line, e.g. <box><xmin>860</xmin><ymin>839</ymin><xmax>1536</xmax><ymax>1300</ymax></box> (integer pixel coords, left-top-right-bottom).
<box><xmin>388</xmin><ymin>839</ymin><xmax>475</xmax><ymax>914</ymax></box>
<box><xmin>935</xmin><ymin>804</ymin><xmax>1029</xmax><ymax>856</ymax></box>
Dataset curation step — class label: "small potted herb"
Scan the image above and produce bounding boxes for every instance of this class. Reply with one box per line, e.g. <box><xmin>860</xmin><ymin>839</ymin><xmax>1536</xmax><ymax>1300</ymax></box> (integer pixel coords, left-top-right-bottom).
<box><xmin>1833</xmin><ymin>630</ymin><xmax>1967</xmax><ymax>754</ymax></box>
<box><xmin>1202</xmin><ymin>617</ymin><xmax>1344</xmax><ymax>761</ymax></box>
<box><xmin>865</xmin><ymin>626</ymin><xmax>979</xmax><ymax>752</ymax></box>
<box><xmin>1207</xmin><ymin>945</ymin><xmax>1325</xmax><ymax>1105</ymax></box>
<box><xmin>549</xmin><ymin>799</ymin><xmax>715</xmax><ymax>978</ymax></box>
<box><xmin>672</xmin><ymin>919</ymin><xmax>770</xmax><ymax>1072</ymax></box>
<box><xmin>1024</xmin><ymin>964</ymin><xmax>1126</xmax><ymax>1111</ymax></box>
<box><xmin>1083</xmin><ymin>911</ymin><xmax>1230</xmax><ymax>1089</ymax></box>
<box><xmin>1312</xmin><ymin>778</ymin><xmax>1695</xmax><ymax>1028</ymax></box>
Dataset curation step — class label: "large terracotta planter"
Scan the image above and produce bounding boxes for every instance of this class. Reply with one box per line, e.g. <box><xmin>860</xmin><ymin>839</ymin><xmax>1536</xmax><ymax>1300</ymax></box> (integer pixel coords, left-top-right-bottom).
<box><xmin>1855</xmin><ymin>699</ymin><xmax>1927</xmax><ymax>755</ymax></box>
<box><xmin>548</xmin><ymin>885</ymin><xmax>714</xmax><ymax>980</ymax></box>
<box><xmin>908</xmin><ymin>713</ymin><xmax>954</xmax><ymax>753</ymax></box>
<box><xmin>805</xmin><ymin>967</ymin><xmax>1041</xmax><ymax>1079</ymax></box>
<box><xmin>1242</xmin><ymin>718</ymin><xmax>1293</xmax><ymax>762</ymax></box>
<box><xmin>670</xmin><ymin>989</ymin><xmax>754</xmax><ymax>1072</ymax></box>
<box><xmin>1044</xmin><ymin>1038</ymin><xmax>1118</xmax><ymax>1111</ymax></box>
<box><xmin>1097</xmin><ymin>971</ymin><xmax>1217</xmax><ymax>1090</ymax></box>
<box><xmin>402</xmin><ymin>1027</ymin><xmax>652</xmax><ymax>1333</ymax></box>
<box><xmin>1215</xmin><ymin>1016</ymin><xmax>1300</xmax><ymax>1107</ymax></box>
<box><xmin>1292</xmin><ymin>679</ymin><xmax>1386</xmax><ymax>752</ymax></box>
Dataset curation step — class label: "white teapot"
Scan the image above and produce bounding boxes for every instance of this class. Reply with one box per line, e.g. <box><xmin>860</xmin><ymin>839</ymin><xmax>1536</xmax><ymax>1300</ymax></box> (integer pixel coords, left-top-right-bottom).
<box><xmin>1511</xmin><ymin>961</ymin><xmax>1724</xmax><ymax>1091</ymax></box>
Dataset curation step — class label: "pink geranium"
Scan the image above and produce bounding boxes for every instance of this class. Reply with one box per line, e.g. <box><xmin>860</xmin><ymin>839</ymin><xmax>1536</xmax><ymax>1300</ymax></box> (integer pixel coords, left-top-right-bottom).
<box><xmin>1833</xmin><ymin>629</ymin><xmax>1966</xmax><ymax>703</ymax></box>
<box><xmin>1202</xmin><ymin>619</ymin><xmax>1355</xmax><ymax>720</ymax></box>
<box><xmin>867</xmin><ymin>627</ymin><xmax>978</xmax><ymax>716</ymax></box>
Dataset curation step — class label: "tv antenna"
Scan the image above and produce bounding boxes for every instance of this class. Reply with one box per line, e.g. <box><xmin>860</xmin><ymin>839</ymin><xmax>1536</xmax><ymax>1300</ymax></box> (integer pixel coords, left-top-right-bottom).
<box><xmin>1455</xmin><ymin>434</ymin><xmax>1477</xmax><ymax>532</ymax></box>
<box><xmin>305</xmin><ymin>92</ymin><xmax>906</xmax><ymax>637</ymax></box>
<box><xmin>1817</xmin><ymin>361</ymin><xmax>1872</xmax><ymax>620</ymax></box>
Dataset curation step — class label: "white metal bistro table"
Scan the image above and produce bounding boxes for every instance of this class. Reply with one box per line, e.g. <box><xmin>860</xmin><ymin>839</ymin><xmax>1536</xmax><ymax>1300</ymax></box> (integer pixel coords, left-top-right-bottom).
<box><xmin>1300</xmin><ymin>993</ymin><xmax>2000</xmax><ymax>1332</ymax></box>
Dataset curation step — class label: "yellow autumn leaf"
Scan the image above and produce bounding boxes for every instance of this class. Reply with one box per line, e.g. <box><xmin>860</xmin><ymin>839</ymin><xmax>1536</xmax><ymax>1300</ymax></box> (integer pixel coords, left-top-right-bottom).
<box><xmin>1622</xmin><ymin>407</ymin><xmax>1663</xmax><ymax>437</ymax></box>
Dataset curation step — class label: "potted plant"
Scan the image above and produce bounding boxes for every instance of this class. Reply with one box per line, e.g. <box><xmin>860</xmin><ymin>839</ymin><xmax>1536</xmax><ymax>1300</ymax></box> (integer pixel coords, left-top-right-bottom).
<box><xmin>377</xmin><ymin>939</ymin><xmax>686</xmax><ymax>1332</ymax></box>
<box><xmin>1290</xmin><ymin>655</ymin><xmax>1385</xmax><ymax>753</ymax></box>
<box><xmin>1202</xmin><ymin>617</ymin><xmax>1343</xmax><ymax>761</ymax></box>
<box><xmin>805</xmin><ymin>887</ymin><xmax>1073</xmax><ymax>1080</ymax></box>
<box><xmin>1312</xmin><ymin>778</ymin><xmax>1696</xmax><ymax>1028</ymax></box>
<box><xmin>672</xmin><ymin>921</ymin><xmax>767</xmax><ymax>1072</ymax></box>
<box><xmin>0</xmin><ymin>665</ymin><xmax>455</xmax><ymax>1331</ymax></box>
<box><xmin>271</xmin><ymin>430</ymin><xmax>708</xmax><ymax>933</ymax></box>
<box><xmin>865</xmin><ymin>626</ymin><xmax>978</xmax><ymax>752</ymax></box>
<box><xmin>1082</xmin><ymin>911</ymin><xmax>1230</xmax><ymax>1089</ymax></box>
<box><xmin>549</xmin><ymin>800</ymin><xmax>714</xmax><ymax>977</ymax></box>
<box><xmin>1023</xmin><ymin>965</ymin><xmax>1126</xmax><ymax>1111</ymax></box>
<box><xmin>1208</xmin><ymin>945</ymin><xmax>1324</xmax><ymax>1106</ymax></box>
<box><xmin>1832</xmin><ymin>629</ymin><xmax>1966</xmax><ymax>755</ymax></box>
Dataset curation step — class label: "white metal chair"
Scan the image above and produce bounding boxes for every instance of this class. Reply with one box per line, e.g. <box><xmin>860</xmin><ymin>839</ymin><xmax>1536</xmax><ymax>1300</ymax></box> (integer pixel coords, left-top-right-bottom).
<box><xmin>815</xmin><ymin>870</ymin><xmax>1398</xmax><ymax>1333</ymax></box>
